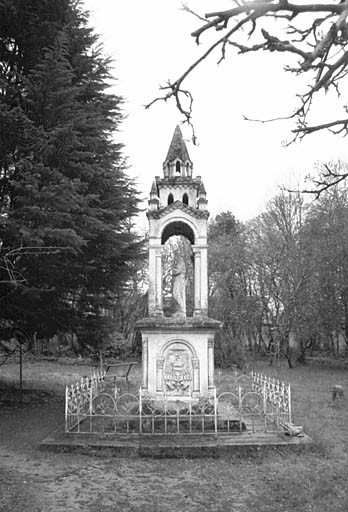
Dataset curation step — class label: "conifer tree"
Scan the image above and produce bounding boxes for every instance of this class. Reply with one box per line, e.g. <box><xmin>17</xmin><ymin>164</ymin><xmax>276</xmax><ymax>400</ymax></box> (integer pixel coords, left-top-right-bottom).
<box><xmin>0</xmin><ymin>0</ymin><xmax>142</xmax><ymax>345</ymax></box>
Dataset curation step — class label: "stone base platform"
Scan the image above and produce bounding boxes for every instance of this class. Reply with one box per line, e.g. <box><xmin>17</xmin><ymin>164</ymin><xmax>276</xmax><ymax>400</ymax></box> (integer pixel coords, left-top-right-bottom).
<box><xmin>40</xmin><ymin>429</ymin><xmax>312</xmax><ymax>458</ymax></box>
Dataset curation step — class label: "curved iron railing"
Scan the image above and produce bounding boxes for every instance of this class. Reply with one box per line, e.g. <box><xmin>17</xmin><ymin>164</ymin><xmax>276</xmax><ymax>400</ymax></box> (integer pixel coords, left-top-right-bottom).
<box><xmin>65</xmin><ymin>370</ymin><xmax>292</xmax><ymax>436</ymax></box>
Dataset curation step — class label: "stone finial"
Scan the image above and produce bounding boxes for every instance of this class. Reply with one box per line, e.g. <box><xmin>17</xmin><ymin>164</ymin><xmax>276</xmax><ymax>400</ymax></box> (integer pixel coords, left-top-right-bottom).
<box><xmin>149</xmin><ymin>180</ymin><xmax>159</xmax><ymax>211</ymax></box>
<box><xmin>150</xmin><ymin>181</ymin><xmax>158</xmax><ymax>198</ymax></box>
<box><xmin>198</xmin><ymin>181</ymin><xmax>206</xmax><ymax>196</ymax></box>
<box><xmin>197</xmin><ymin>180</ymin><xmax>208</xmax><ymax>210</ymax></box>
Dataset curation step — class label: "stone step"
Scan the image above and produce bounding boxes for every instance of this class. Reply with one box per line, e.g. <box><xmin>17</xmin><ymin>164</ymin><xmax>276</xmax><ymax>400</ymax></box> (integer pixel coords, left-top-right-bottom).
<box><xmin>40</xmin><ymin>429</ymin><xmax>312</xmax><ymax>458</ymax></box>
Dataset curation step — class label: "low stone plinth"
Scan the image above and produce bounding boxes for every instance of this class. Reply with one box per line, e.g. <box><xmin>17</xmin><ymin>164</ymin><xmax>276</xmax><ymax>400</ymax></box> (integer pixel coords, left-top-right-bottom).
<box><xmin>40</xmin><ymin>430</ymin><xmax>313</xmax><ymax>458</ymax></box>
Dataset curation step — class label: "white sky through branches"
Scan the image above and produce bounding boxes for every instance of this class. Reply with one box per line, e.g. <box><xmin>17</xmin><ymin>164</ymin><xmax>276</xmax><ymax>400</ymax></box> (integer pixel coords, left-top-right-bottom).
<box><xmin>84</xmin><ymin>0</ymin><xmax>348</xmax><ymax>225</ymax></box>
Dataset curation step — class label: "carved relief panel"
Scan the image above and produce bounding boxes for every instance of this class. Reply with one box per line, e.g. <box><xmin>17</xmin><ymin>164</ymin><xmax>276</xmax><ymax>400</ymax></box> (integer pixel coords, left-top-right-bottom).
<box><xmin>163</xmin><ymin>342</ymin><xmax>193</xmax><ymax>395</ymax></box>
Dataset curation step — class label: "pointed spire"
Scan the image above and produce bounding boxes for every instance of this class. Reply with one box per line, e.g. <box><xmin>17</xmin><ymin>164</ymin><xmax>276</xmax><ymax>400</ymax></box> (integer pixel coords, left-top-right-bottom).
<box><xmin>198</xmin><ymin>181</ymin><xmax>206</xmax><ymax>196</ymax></box>
<box><xmin>164</xmin><ymin>125</ymin><xmax>191</xmax><ymax>164</ymax></box>
<box><xmin>197</xmin><ymin>179</ymin><xmax>208</xmax><ymax>210</ymax></box>
<box><xmin>150</xmin><ymin>181</ymin><xmax>157</xmax><ymax>196</ymax></box>
<box><xmin>149</xmin><ymin>179</ymin><xmax>159</xmax><ymax>211</ymax></box>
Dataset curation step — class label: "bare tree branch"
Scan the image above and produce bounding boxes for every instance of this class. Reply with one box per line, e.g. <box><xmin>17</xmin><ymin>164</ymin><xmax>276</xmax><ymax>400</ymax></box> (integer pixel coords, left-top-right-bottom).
<box><xmin>0</xmin><ymin>246</ymin><xmax>67</xmax><ymax>286</ymax></box>
<box><xmin>293</xmin><ymin>117</ymin><xmax>348</xmax><ymax>134</ymax></box>
<box><xmin>288</xmin><ymin>161</ymin><xmax>348</xmax><ymax>197</ymax></box>
<box><xmin>147</xmin><ymin>0</ymin><xmax>348</xmax><ymax>140</ymax></box>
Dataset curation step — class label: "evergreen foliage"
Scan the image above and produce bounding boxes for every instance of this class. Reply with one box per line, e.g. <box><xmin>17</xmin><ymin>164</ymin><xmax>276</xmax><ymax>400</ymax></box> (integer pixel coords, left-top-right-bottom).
<box><xmin>0</xmin><ymin>0</ymin><xmax>142</xmax><ymax>345</ymax></box>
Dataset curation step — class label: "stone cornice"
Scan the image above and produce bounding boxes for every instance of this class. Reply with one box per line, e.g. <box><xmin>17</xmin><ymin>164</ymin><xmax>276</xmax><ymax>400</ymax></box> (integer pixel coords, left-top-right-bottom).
<box><xmin>136</xmin><ymin>315</ymin><xmax>222</xmax><ymax>330</ymax></box>
<box><xmin>156</xmin><ymin>177</ymin><xmax>201</xmax><ymax>189</ymax></box>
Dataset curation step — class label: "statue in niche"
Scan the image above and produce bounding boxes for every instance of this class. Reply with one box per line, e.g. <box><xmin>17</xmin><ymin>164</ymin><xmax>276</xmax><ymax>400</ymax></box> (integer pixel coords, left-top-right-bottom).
<box><xmin>172</xmin><ymin>255</ymin><xmax>186</xmax><ymax>316</ymax></box>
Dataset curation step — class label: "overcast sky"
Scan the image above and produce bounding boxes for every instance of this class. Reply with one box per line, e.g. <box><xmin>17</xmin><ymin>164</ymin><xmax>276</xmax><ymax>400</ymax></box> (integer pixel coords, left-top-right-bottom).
<box><xmin>83</xmin><ymin>0</ymin><xmax>348</xmax><ymax>227</ymax></box>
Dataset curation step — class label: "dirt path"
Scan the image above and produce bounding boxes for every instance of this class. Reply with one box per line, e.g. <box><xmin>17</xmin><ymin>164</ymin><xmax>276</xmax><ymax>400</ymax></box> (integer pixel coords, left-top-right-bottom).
<box><xmin>0</xmin><ymin>397</ymin><xmax>265</xmax><ymax>512</ymax></box>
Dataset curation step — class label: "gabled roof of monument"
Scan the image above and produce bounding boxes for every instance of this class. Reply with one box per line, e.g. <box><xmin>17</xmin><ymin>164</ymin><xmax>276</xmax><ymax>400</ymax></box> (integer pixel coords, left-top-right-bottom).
<box><xmin>164</xmin><ymin>125</ymin><xmax>191</xmax><ymax>164</ymax></box>
<box><xmin>147</xmin><ymin>200</ymin><xmax>209</xmax><ymax>220</ymax></box>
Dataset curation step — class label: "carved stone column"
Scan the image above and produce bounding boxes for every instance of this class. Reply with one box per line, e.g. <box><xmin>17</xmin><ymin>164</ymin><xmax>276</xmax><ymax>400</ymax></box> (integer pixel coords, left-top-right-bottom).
<box><xmin>148</xmin><ymin>246</ymin><xmax>156</xmax><ymax>314</ymax></box>
<box><xmin>193</xmin><ymin>249</ymin><xmax>201</xmax><ymax>315</ymax></box>
<box><xmin>156</xmin><ymin>358</ymin><xmax>164</xmax><ymax>393</ymax></box>
<box><xmin>192</xmin><ymin>358</ymin><xmax>200</xmax><ymax>394</ymax></box>
<box><xmin>200</xmin><ymin>246</ymin><xmax>208</xmax><ymax>315</ymax></box>
<box><xmin>155</xmin><ymin>247</ymin><xmax>163</xmax><ymax>315</ymax></box>
<box><xmin>208</xmin><ymin>338</ymin><xmax>214</xmax><ymax>390</ymax></box>
<box><xmin>142</xmin><ymin>337</ymin><xmax>148</xmax><ymax>389</ymax></box>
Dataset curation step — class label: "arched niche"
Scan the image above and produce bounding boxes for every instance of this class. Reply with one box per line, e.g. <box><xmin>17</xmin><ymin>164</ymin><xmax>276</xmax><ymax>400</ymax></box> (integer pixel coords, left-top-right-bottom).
<box><xmin>160</xmin><ymin>338</ymin><xmax>197</xmax><ymax>359</ymax></box>
<box><xmin>182</xmin><ymin>193</ymin><xmax>189</xmax><ymax>205</ymax></box>
<box><xmin>161</xmin><ymin>220</ymin><xmax>195</xmax><ymax>245</ymax></box>
<box><xmin>161</xmin><ymin>233</ymin><xmax>194</xmax><ymax>317</ymax></box>
<box><xmin>167</xmin><ymin>193</ymin><xmax>174</xmax><ymax>205</ymax></box>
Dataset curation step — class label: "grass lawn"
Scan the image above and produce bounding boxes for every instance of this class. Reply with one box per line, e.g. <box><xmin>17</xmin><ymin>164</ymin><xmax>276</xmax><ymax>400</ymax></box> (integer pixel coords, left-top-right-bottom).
<box><xmin>0</xmin><ymin>358</ymin><xmax>348</xmax><ymax>512</ymax></box>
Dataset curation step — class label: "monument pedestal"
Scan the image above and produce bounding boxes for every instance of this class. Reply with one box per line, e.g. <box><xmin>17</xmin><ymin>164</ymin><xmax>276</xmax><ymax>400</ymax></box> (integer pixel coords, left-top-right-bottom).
<box><xmin>136</xmin><ymin>316</ymin><xmax>221</xmax><ymax>399</ymax></box>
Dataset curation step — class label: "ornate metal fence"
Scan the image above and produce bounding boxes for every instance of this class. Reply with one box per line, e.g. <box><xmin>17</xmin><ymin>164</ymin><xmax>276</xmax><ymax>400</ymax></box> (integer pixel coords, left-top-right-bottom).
<box><xmin>65</xmin><ymin>370</ymin><xmax>292</xmax><ymax>436</ymax></box>
<box><xmin>65</xmin><ymin>371</ymin><xmax>106</xmax><ymax>433</ymax></box>
<box><xmin>251</xmin><ymin>371</ymin><xmax>292</xmax><ymax>427</ymax></box>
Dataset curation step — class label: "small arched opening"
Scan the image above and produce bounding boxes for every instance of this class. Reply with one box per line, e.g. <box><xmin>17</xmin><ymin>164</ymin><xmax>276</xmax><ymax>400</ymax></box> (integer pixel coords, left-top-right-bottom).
<box><xmin>167</xmin><ymin>193</ymin><xmax>174</xmax><ymax>205</ymax></box>
<box><xmin>182</xmin><ymin>193</ymin><xmax>189</xmax><ymax>205</ymax></box>
<box><xmin>175</xmin><ymin>161</ymin><xmax>181</xmax><ymax>175</ymax></box>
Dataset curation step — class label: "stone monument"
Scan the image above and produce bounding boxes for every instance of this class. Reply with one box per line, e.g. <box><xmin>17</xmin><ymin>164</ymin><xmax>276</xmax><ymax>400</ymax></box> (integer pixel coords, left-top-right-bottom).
<box><xmin>136</xmin><ymin>125</ymin><xmax>221</xmax><ymax>399</ymax></box>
